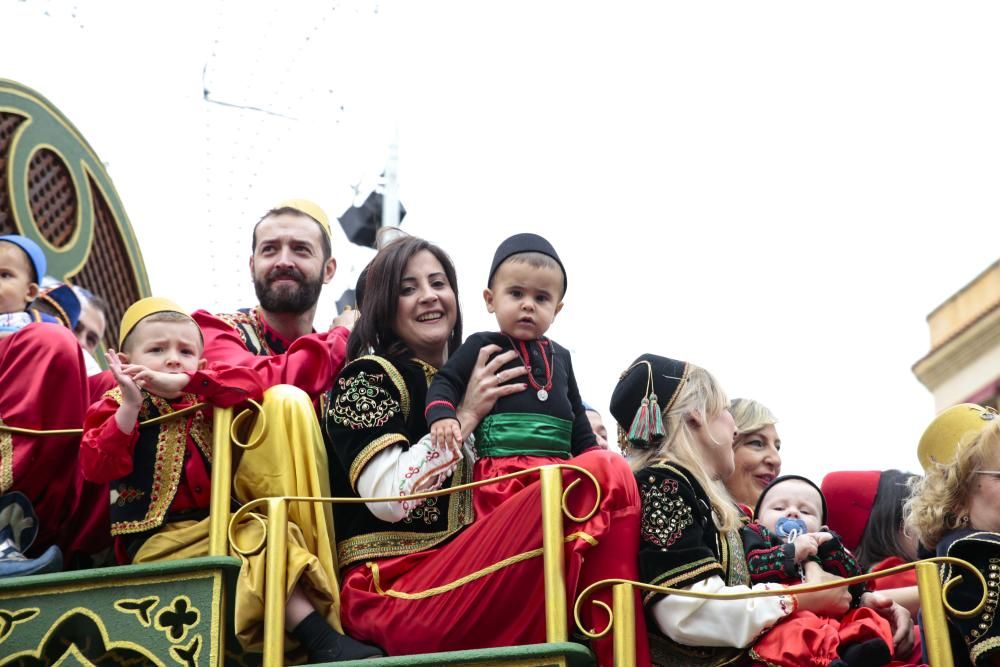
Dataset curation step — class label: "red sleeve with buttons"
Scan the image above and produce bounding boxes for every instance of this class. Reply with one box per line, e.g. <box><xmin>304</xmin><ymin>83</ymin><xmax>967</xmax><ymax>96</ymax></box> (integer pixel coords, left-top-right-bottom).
<box><xmin>183</xmin><ymin>363</ymin><xmax>265</xmax><ymax>408</ymax></box>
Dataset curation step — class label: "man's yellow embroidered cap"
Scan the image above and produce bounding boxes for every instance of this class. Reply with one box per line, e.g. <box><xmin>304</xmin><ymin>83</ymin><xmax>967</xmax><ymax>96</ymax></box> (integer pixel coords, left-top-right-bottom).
<box><xmin>918</xmin><ymin>403</ymin><xmax>998</xmax><ymax>471</ymax></box>
<box><xmin>119</xmin><ymin>297</ymin><xmax>187</xmax><ymax>348</ymax></box>
<box><xmin>277</xmin><ymin>199</ymin><xmax>331</xmax><ymax>237</ymax></box>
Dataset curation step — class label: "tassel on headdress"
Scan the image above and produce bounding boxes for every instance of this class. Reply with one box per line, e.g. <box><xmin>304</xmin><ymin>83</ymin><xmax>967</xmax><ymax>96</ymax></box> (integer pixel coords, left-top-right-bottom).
<box><xmin>625</xmin><ymin>362</ymin><xmax>665</xmax><ymax>449</ymax></box>
<box><xmin>649</xmin><ymin>393</ymin><xmax>666</xmax><ymax>440</ymax></box>
<box><xmin>627</xmin><ymin>396</ymin><xmax>651</xmax><ymax>446</ymax></box>
<box><xmin>611</xmin><ymin>354</ymin><xmax>690</xmax><ymax>455</ymax></box>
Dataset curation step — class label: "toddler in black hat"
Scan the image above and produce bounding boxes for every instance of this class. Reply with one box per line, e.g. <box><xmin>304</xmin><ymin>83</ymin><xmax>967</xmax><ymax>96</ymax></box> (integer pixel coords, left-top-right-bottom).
<box><xmin>742</xmin><ymin>475</ymin><xmax>893</xmax><ymax>667</ymax></box>
<box><xmin>424</xmin><ymin>233</ymin><xmax>596</xmax><ymax>512</ymax></box>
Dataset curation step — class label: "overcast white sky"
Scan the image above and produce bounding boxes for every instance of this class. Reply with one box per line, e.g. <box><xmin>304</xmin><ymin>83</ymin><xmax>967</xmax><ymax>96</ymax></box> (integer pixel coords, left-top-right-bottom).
<box><xmin>4</xmin><ymin>0</ymin><xmax>999</xmax><ymax>481</ymax></box>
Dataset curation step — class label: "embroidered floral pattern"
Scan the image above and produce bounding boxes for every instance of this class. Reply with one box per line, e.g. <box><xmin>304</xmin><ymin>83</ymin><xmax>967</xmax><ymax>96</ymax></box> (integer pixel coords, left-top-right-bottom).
<box><xmin>337</xmin><ymin>457</ymin><xmax>475</xmax><ymax>568</ymax></box>
<box><xmin>404</xmin><ymin>497</ymin><xmax>442</xmax><ymax>525</ymax></box>
<box><xmin>747</xmin><ymin>542</ymin><xmax>796</xmax><ymax>582</ymax></box>
<box><xmin>332</xmin><ymin>372</ymin><xmax>398</xmax><ymax>430</ymax></box>
<box><xmin>640</xmin><ymin>475</ymin><xmax>693</xmax><ymax>549</ymax></box>
<box><xmin>818</xmin><ymin>538</ymin><xmax>862</xmax><ymax>578</ymax></box>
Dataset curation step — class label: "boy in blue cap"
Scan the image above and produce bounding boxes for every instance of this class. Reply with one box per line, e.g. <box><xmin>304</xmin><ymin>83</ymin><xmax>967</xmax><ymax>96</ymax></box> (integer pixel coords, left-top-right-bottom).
<box><xmin>0</xmin><ymin>234</ymin><xmax>45</xmax><ymax>333</ymax></box>
<box><xmin>0</xmin><ymin>235</ymin><xmax>82</xmax><ymax>334</ymax></box>
<box><xmin>0</xmin><ymin>234</ymin><xmax>107</xmax><ymax>573</ymax></box>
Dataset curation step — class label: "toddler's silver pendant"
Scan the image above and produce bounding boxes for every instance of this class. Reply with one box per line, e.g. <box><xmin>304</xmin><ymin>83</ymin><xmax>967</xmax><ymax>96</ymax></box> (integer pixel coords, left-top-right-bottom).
<box><xmin>537</xmin><ymin>389</ymin><xmax>548</xmax><ymax>402</ymax></box>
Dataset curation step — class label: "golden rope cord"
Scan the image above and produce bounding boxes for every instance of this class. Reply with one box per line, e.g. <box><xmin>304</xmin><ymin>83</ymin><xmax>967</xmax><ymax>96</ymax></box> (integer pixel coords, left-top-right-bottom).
<box><xmin>227</xmin><ymin>462</ymin><xmax>603</xmax><ymax>558</ymax></box>
<box><xmin>0</xmin><ymin>399</ymin><xmax>267</xmax><ymax>438</ymax></box>
<box><xmin>0</xmin><ymin>402</ymin><xmax>209</xmax><ymax>435</ymax></box>
<box><xmin>572</xmin><ymin>556</ymin><xmax>989</xmax><ymax>640</ymax></box>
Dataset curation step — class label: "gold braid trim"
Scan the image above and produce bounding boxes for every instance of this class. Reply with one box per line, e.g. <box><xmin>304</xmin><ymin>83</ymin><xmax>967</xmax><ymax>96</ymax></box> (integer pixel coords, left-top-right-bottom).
<box><xmin>643</xmin><ymin>559</ymin><xmax>724</xmax><ymax>606</ymax></box>
<box><xmin>189</xmin><ymin>409</ymin><xmax>212</xmax><ymax>462</ymax></box>
<box><xmin>348</xmin><ymin>433</ymin><xmax>408</xmax><ymax>491</ymax></box>
<box><xmin>36</xmin><ymin>293</ymin><xmax>71</xmax><ymax>327</ymax></box>
<box><xmin>0</xmin><ymin>429</ymin><xmax>11</xmax><ymax>493</ymax></box>
<box><xmin>971</xmin><ymin>635</ymin><xmax>1000</xmax><ymax>663</ymax></box>
<box><xmin>368</xmin><ymin>531</ymin><xmax>598</xmax><ymax>600</ymax></box>
<box><xmin>111</xmin><ymin>394</ymin><xmax>199</xmax><ymax>536</ymax></box>
<box><xmin>410</xmin><ymin>358</ymin><xmax>438</xmax><ymax>386</ymax></box>
<box><xmin>337</xmin><ymin>454</ymin><xmax>476</xmax><ymax>569</ymax></box>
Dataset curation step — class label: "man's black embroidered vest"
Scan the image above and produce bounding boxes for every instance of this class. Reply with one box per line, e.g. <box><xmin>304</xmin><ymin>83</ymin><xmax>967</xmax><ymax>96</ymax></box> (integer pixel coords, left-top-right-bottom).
<box><xmin>216</xmin><ymin>308</ymin><xmax>285</xmax><ymax>356</ymax></box>
<box><xmin>108</xmin><ymin>391</ymin><xmax>211</xmax><ymax>536</ymax></box>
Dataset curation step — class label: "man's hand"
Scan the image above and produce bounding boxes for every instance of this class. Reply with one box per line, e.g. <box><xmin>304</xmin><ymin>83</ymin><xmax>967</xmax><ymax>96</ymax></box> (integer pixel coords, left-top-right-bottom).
<box><xmin>860</xmin><ymin>591</ymin><xmax>915</xmax><ymax>658</ymax></box>
<box><xmin>430</xmin><ymin>418</ymin><xmax>463</xmax><ymax>458</ymax></box>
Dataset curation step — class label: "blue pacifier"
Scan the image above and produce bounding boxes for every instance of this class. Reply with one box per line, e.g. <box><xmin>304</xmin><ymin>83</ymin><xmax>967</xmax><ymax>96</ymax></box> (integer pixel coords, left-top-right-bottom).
<box><xmin>775</xmin><ymin>516</ymin><xmax>807</xmax><ymax>541</ymax></box>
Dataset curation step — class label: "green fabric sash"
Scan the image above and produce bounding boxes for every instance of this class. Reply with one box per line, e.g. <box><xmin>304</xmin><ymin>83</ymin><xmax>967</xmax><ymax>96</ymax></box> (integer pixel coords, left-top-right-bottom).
<box><xmin>474</xmin><ymin>413</ymin><xmax>572</xmax><ymax>459</ymax></box>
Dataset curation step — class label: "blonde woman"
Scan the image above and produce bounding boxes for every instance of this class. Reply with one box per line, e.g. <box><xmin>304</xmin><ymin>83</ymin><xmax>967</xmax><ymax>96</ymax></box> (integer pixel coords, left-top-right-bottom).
<box><xmin>726</xmin><ymin>398</ymin><xmax>782</xmax><ymax>509</ymax></box>
<box><xmin>611</xmin><ymin>353</ymin><xmax>914</xmax><ymax>666</ymax></box>
<box><xmin>906</xmin><ymin>404</ymin><xmax>1000</xmax><ymax>667</ymax></box>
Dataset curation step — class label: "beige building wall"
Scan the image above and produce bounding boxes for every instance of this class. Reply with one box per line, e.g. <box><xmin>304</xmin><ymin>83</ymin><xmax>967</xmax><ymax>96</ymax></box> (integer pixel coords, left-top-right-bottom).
<box><xmin>913</xmin><ymin>259</ymin><xmax>1000</xmax><ymax>412</ymax></box>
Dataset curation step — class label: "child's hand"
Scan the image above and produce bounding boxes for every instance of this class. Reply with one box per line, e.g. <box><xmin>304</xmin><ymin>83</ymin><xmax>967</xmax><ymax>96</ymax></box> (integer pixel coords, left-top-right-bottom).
<box><xmin>431</xmin><ymin>418</ymin><xmax>463</xmax><ymax>458</ymax></box>
<box><xmin>126</xmin><ymin>367</ymin><xmax>189</xmax><ymax>399</ymax></box>
<box><xmin>792</xmin><ymin>531</ymin><xmax>833</xmax><ymax>562</ymax></box>
<box><xmin>106</xmin><ymin>350</ymin><xmax>143</xmax><ymax>408</ymax></box>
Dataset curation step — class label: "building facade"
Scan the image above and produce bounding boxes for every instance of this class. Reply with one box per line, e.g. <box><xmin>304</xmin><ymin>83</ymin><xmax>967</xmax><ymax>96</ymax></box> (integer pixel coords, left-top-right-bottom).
<box><xmin>913</xmin><ymin>259</ymin><xmax>1000</xmax><ymax>411</ymax></box>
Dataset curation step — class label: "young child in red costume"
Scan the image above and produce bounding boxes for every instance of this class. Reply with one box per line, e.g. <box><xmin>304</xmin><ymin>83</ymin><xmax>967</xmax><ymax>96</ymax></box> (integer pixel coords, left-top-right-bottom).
<box><xmin>742</xmin><ymin>475</ymin><xmax>895</xmax><ymax>667</ymax></box>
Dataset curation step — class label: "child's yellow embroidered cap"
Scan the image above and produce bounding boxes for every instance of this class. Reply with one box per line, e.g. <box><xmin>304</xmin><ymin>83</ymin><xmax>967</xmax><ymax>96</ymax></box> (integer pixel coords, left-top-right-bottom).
<box><xmin>119</xmin><ymin>297</ymin><xmax>186</xmax><ymax>348</ymax></box>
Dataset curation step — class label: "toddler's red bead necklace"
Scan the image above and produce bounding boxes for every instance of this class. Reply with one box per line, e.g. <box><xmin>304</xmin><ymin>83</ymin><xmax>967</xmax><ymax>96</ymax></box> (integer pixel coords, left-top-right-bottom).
<box><xmin>507</xmin><ymin>335</ymin><xmax>554</xmax><ymax>401</ymax></box>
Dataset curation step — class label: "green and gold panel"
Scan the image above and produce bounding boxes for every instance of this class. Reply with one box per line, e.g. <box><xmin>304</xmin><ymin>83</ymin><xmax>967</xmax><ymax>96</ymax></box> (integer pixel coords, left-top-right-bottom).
<box><xmin>0</xmin><ymin>78</ymin><xmax>150</xmax><ymax>347</ymax></box>
<box><xmin>0</xmin><ymin>557</ymin><xmax>242</xmax><ymax>667</ymax></box>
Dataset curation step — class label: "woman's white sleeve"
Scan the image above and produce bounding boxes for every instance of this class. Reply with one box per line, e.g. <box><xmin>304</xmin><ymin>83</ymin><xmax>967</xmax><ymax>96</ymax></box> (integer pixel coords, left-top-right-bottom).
<box><xmin>650</xmin><ymin>576</ymin><xmax>794</xmax><ymax>648</ymax></box>
<box><xmin>356</xmin><ymin>433</ymin><xmax>475</xmax><ymax>523</ymax></box>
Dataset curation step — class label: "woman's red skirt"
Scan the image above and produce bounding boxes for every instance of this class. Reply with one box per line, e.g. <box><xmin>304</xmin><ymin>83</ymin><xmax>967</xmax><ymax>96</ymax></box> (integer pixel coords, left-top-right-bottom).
<box><xmin>339</xmin><ymin>449</ymin><xmax>650</xmax><ymax>666</ymax></box>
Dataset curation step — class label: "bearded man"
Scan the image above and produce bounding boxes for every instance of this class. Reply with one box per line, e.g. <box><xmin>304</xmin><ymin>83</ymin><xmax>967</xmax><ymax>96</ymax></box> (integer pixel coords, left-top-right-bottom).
<box><xmin>185</xmin><ymin>200</ymin><xmax>379</xmax><ymax>659</ymax></box>
<box><xmin>193</xmin><ymin>199</ymin><xmax>356</xmax><ymax>394</ymax></box>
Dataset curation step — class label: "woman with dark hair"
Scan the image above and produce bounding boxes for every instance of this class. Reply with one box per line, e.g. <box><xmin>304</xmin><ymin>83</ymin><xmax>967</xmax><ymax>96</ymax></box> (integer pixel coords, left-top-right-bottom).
<box><xmin>322</xmin><ymin>235</ymin><xmax>647</xmax><ymax>664</ymax></box>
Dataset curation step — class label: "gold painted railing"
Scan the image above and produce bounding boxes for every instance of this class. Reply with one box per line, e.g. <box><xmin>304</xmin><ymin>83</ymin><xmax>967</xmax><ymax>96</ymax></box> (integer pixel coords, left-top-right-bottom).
<box><xmin>227</xmin><ymin>466</ymin><xmax>599</xmax><ymax>665</ymax></box>
<box><xmin>225</xmin><ymin>460</ymin><xmax>601</xmax><ymax>665</ymax></box>
<box><xmin>190</xmin><ymin>396</ymin><xmax>609</xmax><ymax>664</ymax></box>
<box><xmin>3</xmin><ymin>401</ymin><xmax>992</xmax><ymax>667</ymax></box>
<box><xmin>574</xmin><ymin>557</ymin><xmax>988</xmax><ymax>667</ymax></box>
